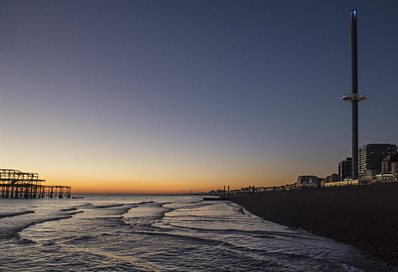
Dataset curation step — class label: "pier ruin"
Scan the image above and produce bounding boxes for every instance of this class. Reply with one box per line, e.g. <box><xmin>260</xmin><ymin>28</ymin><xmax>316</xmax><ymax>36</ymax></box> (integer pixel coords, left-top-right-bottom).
<box><xmin>0</xmin><ymin>169</ymin><xmax>71</xmax><ymax>199</ymax></box>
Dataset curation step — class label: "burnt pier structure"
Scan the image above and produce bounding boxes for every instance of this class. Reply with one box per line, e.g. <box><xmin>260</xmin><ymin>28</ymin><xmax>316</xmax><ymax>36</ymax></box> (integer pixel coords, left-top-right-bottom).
<box><xmin>0</xmin><ymin>169</ymin><xmax>71</xmax><ymax>199</ymax></box>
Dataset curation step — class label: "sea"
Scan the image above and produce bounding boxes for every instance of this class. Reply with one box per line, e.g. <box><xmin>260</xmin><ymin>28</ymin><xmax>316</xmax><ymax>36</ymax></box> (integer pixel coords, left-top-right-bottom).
<box><xmin>0</xmin><ymin>195</ymin><xmax>394</xmax><ymax>272</ymax></box>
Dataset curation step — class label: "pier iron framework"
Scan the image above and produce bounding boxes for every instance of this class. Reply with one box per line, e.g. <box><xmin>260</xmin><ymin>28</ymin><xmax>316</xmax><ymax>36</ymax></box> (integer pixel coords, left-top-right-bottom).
<box><xmin>0</xmin><ymin>169</ymin><xmax>71</xmax><ymax>199</ymax></box>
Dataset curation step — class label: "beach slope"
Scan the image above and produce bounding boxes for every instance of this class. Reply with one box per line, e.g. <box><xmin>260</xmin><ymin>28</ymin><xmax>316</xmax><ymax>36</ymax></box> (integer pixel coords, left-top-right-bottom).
<box><xmin>231</xmin><ymin>183</ymin><xmax>398</xmax><ymax>264</ymax></box>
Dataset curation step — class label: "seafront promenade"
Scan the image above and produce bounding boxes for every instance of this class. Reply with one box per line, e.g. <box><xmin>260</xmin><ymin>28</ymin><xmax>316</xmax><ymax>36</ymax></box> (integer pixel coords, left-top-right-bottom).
<box><xmin>231</xmin><ymin>183</ymin><xmax>398</xmax><ymax>265</ymax></box>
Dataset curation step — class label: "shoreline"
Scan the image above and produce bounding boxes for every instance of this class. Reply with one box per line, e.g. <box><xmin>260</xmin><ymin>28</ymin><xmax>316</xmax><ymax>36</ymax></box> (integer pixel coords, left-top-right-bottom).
<box><xmin>230</xmin><ymin>183</ymin><xmax>398</xmax><ymax>265</ymax></box>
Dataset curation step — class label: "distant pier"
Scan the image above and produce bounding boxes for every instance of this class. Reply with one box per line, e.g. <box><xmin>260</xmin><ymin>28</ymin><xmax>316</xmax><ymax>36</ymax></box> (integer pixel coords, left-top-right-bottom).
<box><xmin>0</xmin><ymin>169</ymin><xmax>71</xmax><ymax>199</ymax></box>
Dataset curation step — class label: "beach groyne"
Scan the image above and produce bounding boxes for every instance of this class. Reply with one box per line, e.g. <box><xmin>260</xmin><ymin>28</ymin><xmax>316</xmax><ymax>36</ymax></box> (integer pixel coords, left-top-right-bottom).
<box><xmin>231</xmin><ymin>183</ymin><xmax>398</xmax><ymax>265</ymax></box>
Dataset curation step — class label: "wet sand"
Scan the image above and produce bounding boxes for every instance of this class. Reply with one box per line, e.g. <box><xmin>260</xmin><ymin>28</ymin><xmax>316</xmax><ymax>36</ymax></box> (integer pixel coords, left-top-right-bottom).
<box><xmin>231</xmin><ymin>183</ymin><xmax>398</xmax><ymax>265</ymax></box>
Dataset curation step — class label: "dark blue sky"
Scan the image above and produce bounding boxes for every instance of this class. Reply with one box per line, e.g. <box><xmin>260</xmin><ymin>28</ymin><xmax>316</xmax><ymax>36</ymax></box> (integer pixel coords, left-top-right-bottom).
<box><xmin>0</xmin><ymin>0</ymin><xmax>397</xmax><ymax>191</ymax></box>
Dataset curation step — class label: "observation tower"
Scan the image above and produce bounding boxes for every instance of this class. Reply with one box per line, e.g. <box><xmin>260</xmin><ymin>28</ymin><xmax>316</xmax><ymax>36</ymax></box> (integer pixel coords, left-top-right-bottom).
<box><xmin>342</xmin><ymin>9</ymin><xmax>367</xmax><ymax>180</ymax></box>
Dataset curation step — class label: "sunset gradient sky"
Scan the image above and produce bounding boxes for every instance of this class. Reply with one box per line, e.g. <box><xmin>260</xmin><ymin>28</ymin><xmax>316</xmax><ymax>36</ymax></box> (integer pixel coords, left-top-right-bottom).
<box><xmin>1</xmin><ymin>0</ymin><xmax>398</xmax><ymax>193</ymax></box>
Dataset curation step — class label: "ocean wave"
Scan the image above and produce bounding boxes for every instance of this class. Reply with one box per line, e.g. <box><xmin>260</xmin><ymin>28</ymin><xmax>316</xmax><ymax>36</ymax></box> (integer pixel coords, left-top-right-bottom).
<box><xmin>86</xmin><ymin>201</ymin><xmax>155</xmax><ymax>210</ymax></box>
<box><xmin>0</xmin><ymin>210</ymin><xmax>82</xmax><ymax>241</ymax></box>
<box><xmin>165</xmin><ymin>201</ymin><xmax>214</xmax><ymax>210</ymax></box>
<box><xmin>66</xmin><ymin>235</ymin><xmax>96</xmax><ymax>244</ymax></box>
<box><xmin>60</xmin><ymin>207</ymin><xmax>78</xmax><ymax>212</ymax></box>
<box><xmin>157</xmin><ymin>220</ymin><xmax>313</xmax><ymax>239</ymax></box>
<box><xmin>64</xmin><ymin>247</ymin><xmax>161</xmax><ymax>272</ymax></box>
<box><xmin>157</xmin><ymin>206</ymin><xmax>174</xmax><ymax>221</ymax></box>
<box><xmin>93</xmin><ymin>203</ymin><xmax>126</xmax><ymax>209</ymax></box>
<box><xmin>0</xmin><ymin>210</ymin><xmax>35</xmax><ymax>219</ymax></box>
<box><xmin>133</xmin><ymin>229</ymin><xmax>228</xmax><ymax>247</ymax></box>
<box><xmin>134</xmin><ymin>229</ymin><xmax>362</xmax><ymax>272</ymax></box>
<box><xmin>154</xmin><ymin>222</ymin><xmax>277</xmax><ymax>239</ymax></box>
<box><xmin>121</xmin><ymin>202</ymin><xmax>176</xmax><ymax>227</ymax></box>
<box><xmin>1</xmin><ymin>196</ymin><xmax>389</xmax><ymax>272</ymax></box>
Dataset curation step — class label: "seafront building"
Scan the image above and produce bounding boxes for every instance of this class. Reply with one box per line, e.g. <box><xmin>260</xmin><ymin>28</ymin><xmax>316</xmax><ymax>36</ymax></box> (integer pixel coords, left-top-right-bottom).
<box><xmin>234</xmin><ymin>145</ymin><xmax>398</xmax><ymax>194</ymax></box>
<box><xmin>392</xmin><ymin>153</ymin><xmax>398</xmax><ymax>180</ymax></box>
<box><xmin>302</xmin><ymin>144</ymin><xmax>398</xmax><ymax>188</ymax></box>
<box><xmin>375</xmin><ymin>151</ymin><xmax>398</xmax><ymax>182</ymax></box>
<box><xmin>359</xmin><ymin>144</ymin><xmax>397</xmax><ymax>180</ymax></box>
<box><xmin>338</xmin><ymin>157</ymin><xmax>352</xmax><ymax>181</ymax></box>
<box><xmin>381</xmin><ymin>151</ymin><xmax>398</xmax><ymax>173</ymax></box>
<box><xmin>382</xmin><ymin>155</ymin><xmax>393</xmax><ymax>174</ymax></box>
<box><xmin>324</xmin><ymin>173</ymin><xmax>339</xmax><ymax>182</ymax></box>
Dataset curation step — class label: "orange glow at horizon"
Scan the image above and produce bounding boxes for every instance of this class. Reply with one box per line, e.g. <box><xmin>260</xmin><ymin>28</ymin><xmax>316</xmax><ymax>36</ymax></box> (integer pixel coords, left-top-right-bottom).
<box><xmin>2</xmin><ymin>144</ymin><xmax>305</xmax><ymax>194</ymax></box>
<box><xmin>43</xmin><ymin>174</ymin><xmax>298</xmax><ymax>194</ymax></box>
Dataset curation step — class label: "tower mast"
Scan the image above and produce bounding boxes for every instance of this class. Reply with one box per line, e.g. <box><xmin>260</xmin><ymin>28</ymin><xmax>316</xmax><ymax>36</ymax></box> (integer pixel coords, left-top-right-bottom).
<box><xmin>342</xmin><ymin>9</ymin><xmax>367</xmax><ymax>180</ymax></box>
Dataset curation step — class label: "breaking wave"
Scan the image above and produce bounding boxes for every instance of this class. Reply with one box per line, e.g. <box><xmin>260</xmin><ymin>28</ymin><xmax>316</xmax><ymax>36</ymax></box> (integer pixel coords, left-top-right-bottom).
<box><xmin>0</xmin><ymin>210</ymin><xmax>35</xmax><ymax>219</ymax></box>
<box><xmin>0</xmin><ymin>195</ymin><xmax>393</xmax><ymax>271</ymax></box>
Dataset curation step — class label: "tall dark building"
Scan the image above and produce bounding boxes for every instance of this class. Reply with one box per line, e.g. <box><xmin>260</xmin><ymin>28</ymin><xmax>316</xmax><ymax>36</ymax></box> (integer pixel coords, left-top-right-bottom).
<box><xmin>382</xmin><ymin>155</ymin><xmax>392</xmax><ymax>174</ymax></box>
<box><xmin>382</xmin><ymin>151</ymin><xmax>398</xmax><ymax>174</ymax></box>
<box><xmin>391</xmin><ymin>152</ymin><xmax>398</xmax><ymax>180</ymax></box>
<box><xmin>359</xmin><ymin>144</ymin><xmax>398</xmax><ymax>178</ymax></box>
<box><xmin>338</xmin><ymin>157</ymin><xmax>352</xmax><ymax>181</ymax></box>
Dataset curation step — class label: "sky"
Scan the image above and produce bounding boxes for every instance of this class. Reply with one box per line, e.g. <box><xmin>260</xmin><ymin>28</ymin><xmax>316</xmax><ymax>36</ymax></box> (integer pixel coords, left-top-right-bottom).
<box><xmin>0</xmin><ymin>0</ymin><xmax>398</xmax><ymax>193</ymax></box>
